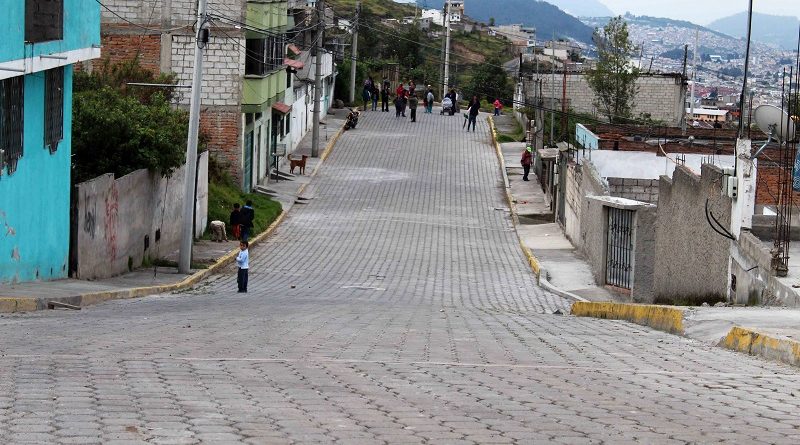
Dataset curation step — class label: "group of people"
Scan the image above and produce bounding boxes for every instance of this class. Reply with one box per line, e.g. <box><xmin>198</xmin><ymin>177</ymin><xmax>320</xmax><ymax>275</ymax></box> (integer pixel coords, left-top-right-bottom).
<box><xmin>207</xmin><ymin>201</ymin><xmax>255</xmax><ymax>243</ymax></box>
<box><xmin>361</xmin><ymin>77</ymin><xmax>505</xmax><ymax>132</ymax></box>
<box><xmin>361</xmin><ymin>78</ymin><xmax>437</xmax><ymax>123</ymax></box>
<box><xmin>206</xmin><ymin>202</ymin><xmax>254</xmax><ymax>293</ymax></box>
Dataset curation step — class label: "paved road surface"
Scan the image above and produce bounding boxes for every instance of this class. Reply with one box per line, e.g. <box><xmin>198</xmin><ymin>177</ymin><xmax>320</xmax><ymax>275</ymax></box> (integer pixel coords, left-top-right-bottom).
<box><xmin>1</xmin><ymin>110</ymin><xmax>800</xmax><ymax>444</ymax></box>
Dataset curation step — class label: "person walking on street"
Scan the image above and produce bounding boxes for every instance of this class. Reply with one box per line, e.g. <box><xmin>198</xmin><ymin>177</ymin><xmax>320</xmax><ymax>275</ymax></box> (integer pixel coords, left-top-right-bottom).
<box><xmin>381</xmin><ymin>85</ymin><xmax>389</xmax><ymax>112</ymax></box>
<box><xmin>521</xmin><ymin>145</ymin><xmax>533</xmax><ymax>181</ymax></box>
<box><xmin>371</xmin><ymin>83</ymin><xmax>379</xmax><ymax>111</ymax></box>
<box><xmin>236</xmin><ymin>241</ymin><xmax>249</xmax><ymax>293</ymax></box>
<box><xmin>408</xmin><ymin>93</ymin><xmax>419</xmax><ymax>122</ymax></box>
<box><xmin>493</xmin><ymin>98</ymin><xmax>503</xmax><ymax>116</ymax></box>
<box><xmin>241</xmin><ymin>200</ymin><xmax>255</xmax><ymax>242</ymax></box>
<box><xmin>426</xmin><ymin>87</ymin><xmax>434</xmax><ymax>114</ymax></box>
<box><xmin>467</xmin><ymin>95</ymin><xmax>480</xmax><ymax>132</ymax></box>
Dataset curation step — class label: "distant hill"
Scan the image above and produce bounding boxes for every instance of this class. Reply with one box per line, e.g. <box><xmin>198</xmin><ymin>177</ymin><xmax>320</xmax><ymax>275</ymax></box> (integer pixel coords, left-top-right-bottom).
<box><xmin>708</xmin><ymin>12</ymin><xmax>800</xmax><ymax>49</ymax></box>
<box><xmin>421</xmin><ymin>0</ymin><xmax>595</xmax><ymax>44</ymax></box>
<box><xmin>543</xmin><ymin>0</ymin><xmax>614</xmax><ymax>18</ymax></box>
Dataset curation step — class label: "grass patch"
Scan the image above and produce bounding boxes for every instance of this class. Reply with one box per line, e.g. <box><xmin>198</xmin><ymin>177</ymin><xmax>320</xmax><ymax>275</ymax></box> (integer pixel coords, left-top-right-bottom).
<box><xmin>205</xmin><ymin>180</ymin><xmax>282</xmax><ymax>240</ymax></box>
<box><xmin>652</xmin><ymin>294</ymin><xmax>727</xmax><ymax>307</ymax></box>
<box><xmin>151</xmin><ymin>258</ymin><xmax>210</xmax><ymax>269</ymax></box>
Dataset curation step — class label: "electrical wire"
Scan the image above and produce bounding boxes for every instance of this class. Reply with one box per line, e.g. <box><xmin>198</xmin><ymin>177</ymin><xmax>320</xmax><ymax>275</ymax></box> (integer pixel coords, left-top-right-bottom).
<box><xmin>95</xmin><ymin>0</ymin><xmax>195</xmax><ymax>33</ymax></box>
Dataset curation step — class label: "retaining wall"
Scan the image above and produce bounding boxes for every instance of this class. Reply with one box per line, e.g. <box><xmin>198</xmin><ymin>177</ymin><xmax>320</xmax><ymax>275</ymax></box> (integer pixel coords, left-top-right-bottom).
<box><xmin>75</xmin><ymin>152</ymin><xmax>209</xmax><ymax>280</ymax></box>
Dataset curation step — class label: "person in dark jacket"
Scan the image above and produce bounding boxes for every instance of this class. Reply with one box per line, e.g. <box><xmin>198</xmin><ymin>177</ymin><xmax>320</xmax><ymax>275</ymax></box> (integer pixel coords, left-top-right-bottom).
<box><xmin>467</xmin><ymin>95</ymin><xmax>480</xmax><ymax>132</ymax></box>
<box><xmin>408</xmin><ymin>93</ymin><xmax>419</xmax><ymax>122</ymax></box>
<box><xmin>241</xmin><ymin>200</ymin><xmax>255</xmax><ymax>242</ymax></box>
<box><xmin>521</xmin><ymin>145</ymin><xmax>533</xmax><ymax>181</ymax></box>
<box><xmin>230</xmin><ymin>203</ymin><xmax>242</xmax><ymax>240</ymax></box>
<box><xmin>381</xmin><ymin>85</ymin><xmax>390</xmax><ymax>112</ymax></box>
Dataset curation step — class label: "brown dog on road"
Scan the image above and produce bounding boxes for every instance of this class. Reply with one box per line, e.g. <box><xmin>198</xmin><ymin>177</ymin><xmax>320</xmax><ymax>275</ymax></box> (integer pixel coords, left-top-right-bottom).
<box><xmin>288</xmin><ymin>154</ymin><xmax>308</xmax><ymax>175</ymax></box>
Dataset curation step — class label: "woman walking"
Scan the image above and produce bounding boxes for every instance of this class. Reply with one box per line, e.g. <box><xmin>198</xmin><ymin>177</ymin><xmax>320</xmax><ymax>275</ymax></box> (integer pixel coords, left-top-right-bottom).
<box><xmin>467</xmin><ymin>95</ymin><xmax>480</xmax><ymax>132</ymax></box>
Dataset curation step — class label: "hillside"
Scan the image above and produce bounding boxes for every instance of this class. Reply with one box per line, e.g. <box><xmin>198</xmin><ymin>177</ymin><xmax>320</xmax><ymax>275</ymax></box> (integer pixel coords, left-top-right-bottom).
<box><xmin>543</xmin><ymin>0</ymin><xmax>613</xmax><ymax>18</ymax></box>
<box><xmin>708</xmin><ymin>12</ymin><xmax>800</xmax><ymax>49</ymax></box>
<box><xmin>422</xmin><ymin>0</ymin><xmax>595</xmax><ymax>44</ymax></box>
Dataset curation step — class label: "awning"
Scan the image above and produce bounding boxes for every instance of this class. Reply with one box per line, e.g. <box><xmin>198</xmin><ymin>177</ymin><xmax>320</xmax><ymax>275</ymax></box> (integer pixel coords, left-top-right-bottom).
<box><xmin>287</xmin><ymin>43</ymin><xmax>301</xmax><ymax>55</ymax></box>
<box><xmin>284</xmin><ymin>58</ymin><xmax>305</xmax><ymax>70</ymax></box>
<box><xmin>272</xmin><ymin>102</ymin><xmax>292</xmax><ymax>114</ymax></box>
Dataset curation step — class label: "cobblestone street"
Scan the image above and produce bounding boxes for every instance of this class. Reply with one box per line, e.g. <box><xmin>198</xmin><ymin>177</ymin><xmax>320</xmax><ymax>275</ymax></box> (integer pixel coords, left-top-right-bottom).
<box><xmin>2</xmin><ymin>110</ymin><xmax>800</xmax><ymax>444</ymax></box>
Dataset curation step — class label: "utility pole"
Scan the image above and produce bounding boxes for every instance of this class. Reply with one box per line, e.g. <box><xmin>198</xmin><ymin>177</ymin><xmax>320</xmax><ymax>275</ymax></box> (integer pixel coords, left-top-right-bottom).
<box><xmin>348</xmin><ymin>1</ymin><xmax>360</xmax><ymax>105</ymax></box>
<box><xmin>561</xmin><ymin>59</ymin><xmax>568</xmax><ymax>142</ymax></box>
<box><xmin>690</xmin><ymin>28</ymin><xmax>699</xmax><ymax>128</ymax></box>
<box><xmin>443</xmin><ymin>1</ymin><xmax>451</xmax><ymax>94</ymax></box>
<box><xmin>550</xmin><ymin>34</ymin><xmax>555</xmax><ymax>147</ymax></box>
<box><xmin>178</xmin><ymin>0</ymin><xmax>208</xmax><ymax>274</ymax></box>
<box><xmin>311</xmin><ymin>0</ymin><xmax>324</xmax><ymax>157</ymax></box>
<box><xmin>681</xmin><ymin>44</ymin><xmax>688</xmax><ymax>135</ymax></box>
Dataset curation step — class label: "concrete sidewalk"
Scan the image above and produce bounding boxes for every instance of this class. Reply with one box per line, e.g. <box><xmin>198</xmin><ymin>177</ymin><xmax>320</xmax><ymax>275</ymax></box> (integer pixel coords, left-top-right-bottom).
<box><xmin>497</xmin><ymin>140</ymin><xmax>618</xmax><ymax>302</ymax></box>
<box><xmin>0</xmin><ymin>109</ymin><xmax>348</xmax><ymax>312</ymax></box>
<box><xmin>489</xmin><ymin>116</ymin><xmax>800</xmax><ymax>370</ymax></box>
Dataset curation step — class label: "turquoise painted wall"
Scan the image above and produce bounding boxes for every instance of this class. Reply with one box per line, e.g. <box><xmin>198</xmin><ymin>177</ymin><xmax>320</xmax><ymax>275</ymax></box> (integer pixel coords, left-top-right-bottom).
<box><xmin>0</xmin><ymin>0</ymin><xmax>100</xmax><ymax>63</ymax></box>
<box><xmin>0</xmin><ymin>67</ymin><xmax>73</xmax><ymax>283</ymax></box>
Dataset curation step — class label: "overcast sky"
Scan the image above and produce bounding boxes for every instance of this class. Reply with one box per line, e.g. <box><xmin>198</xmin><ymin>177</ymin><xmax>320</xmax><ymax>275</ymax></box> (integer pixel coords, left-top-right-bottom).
<box><xmin>600</xmin><ymin>0</ymin><xmax>800</xmax><ymax>24</ymax></box>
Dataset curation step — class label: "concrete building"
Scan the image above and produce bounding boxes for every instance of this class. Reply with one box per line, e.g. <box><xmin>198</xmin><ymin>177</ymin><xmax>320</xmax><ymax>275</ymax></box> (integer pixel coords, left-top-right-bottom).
<box><xmin>520</xmin><ymin>72</ymin><xmax>687</xmax><ymax>125</ymax></box>
<box><xmin>0</xmin><ymin>0</ymin><xmax>101</xmax><ymax>284</ymax></box>
<box><xmin>686</xmin><ymin>106</ymin><xmax>730</xmax><ymax>124</ymax></box>
<box><xmin>100</xmin><ymin>0</ymin><xmax>312</xmax><ymax>192</ymax></box>
<box><xmin>445</xmin><ymin>1</ymin><xmax>464</xmax><ymax>23</ymax></box>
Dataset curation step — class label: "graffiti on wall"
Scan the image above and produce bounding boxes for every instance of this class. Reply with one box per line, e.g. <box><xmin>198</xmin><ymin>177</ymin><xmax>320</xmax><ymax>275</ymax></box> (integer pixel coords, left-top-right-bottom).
<box><xmin>104</xmin><ymin>184</ymin><xmax>119</xmax><ymax>261</ymax></box>
<box><xmin>82</xmin><ymin>195</ymin><xmax>97</xmax><ymax>239</ymax></box>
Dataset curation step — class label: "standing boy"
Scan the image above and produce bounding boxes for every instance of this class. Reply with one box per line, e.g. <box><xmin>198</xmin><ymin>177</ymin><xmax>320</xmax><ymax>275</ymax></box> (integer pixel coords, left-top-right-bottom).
<box><xmin>236</xmin><ymin>241</ymin><xmax>249</xmax><ymax>293</ymax></box>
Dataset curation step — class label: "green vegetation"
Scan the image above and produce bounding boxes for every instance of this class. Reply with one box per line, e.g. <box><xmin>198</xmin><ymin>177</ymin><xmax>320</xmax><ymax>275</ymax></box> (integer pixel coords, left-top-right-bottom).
<box><xmin>72</xmin><ymin>58</ymin><xmax>189</xmax><ymax>183</ymax></box>
<box><xmin>585</xmin><ymin>16</ymin><xmax>639</xmax><ymax>124</ymax></box>
<box><xmin>327</xmin><ymin>0</ymin><xmax>513</xmax><ymax>104</ymax></box>
<box><xmin>205</xmin><ymin>179</ymin><xmax>282</xmax><ymax>241</ymax></box>
<box><xmin>494</xmin><ymin>115</ymin><xmax>524</xmax><ymax>143</ymax></box>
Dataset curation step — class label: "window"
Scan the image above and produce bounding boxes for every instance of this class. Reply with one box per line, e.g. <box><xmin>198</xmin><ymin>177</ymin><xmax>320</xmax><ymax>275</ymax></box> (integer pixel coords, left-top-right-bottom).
<box><xmin>0</xmin><ymin>77</ymin><xmax>24</xmax><ymax>175</ymax></box>
<box><xmin>244</xmin><ymin>34</ymin><xmax>286</xmax><ymax>76</ymax></box>
<box><xmin>44</xmin><ymin>67</ymin><xmax>64</xmax><ymax>153</ymax></box>
<box><xmin>285</xmin><ymin>115</ymin><xmax>290</xmax><ymax>136</ymax></box>
<box><xmin>25</xmin><ymin>0</ymin><xmax>63</xmax><ymax>43</ymax></box>
<box><xmin>245</xmin><ymin>39</ymin><xmax>267</xmax><ymax>76</ymax></box>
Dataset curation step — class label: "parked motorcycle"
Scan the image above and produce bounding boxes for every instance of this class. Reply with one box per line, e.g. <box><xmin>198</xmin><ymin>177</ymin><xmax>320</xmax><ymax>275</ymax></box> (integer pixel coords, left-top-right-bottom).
<box><xmin>344</xmin><ymin>109</ymin><xmax>360</xmax><ymax>130</ymax></box>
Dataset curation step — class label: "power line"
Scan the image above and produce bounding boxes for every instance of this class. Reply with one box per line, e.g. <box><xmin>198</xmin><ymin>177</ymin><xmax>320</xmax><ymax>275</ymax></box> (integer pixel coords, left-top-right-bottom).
<box><xmin>95</xmin><ymin>0</ymin><xmax>196</xmax><ymax>33</ymax></box>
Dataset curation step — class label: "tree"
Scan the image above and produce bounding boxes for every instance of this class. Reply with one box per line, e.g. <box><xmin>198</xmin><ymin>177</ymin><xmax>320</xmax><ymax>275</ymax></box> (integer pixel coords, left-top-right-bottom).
<box><xmin>489</xmin><ymin>17</ymin><xmax>495</xmax><ymax>27</ymax></box>
<box><xmin>585</xmin><ymin>16</ymin><xmax>639</xmax><ymax>123</ymax></box>
<box><xmin>464</xmin><ymin>56</ymin><xmax>512</xmax><ymax>104</ymax></box>
<box><xmin>72</xmin><ymin>58</ymin><xmax>189</xmax><ymax>183</ymax></box>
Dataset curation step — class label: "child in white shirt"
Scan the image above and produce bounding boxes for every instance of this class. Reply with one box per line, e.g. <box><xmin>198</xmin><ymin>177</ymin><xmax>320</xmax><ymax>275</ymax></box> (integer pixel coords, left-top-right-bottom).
<box><xmin>236</xmin><ymin>241</ymin><xmax>249</xmax><ymax>293</ymax></box>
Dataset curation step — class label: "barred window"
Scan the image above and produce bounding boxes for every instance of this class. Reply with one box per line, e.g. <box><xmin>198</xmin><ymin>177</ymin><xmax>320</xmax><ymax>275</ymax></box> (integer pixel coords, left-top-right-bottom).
<box><xmin>44</xmin><ymin>67</ymin><xmax>64</xmax><ymax>153</ymax></box>
<box><xmin>25</xmin><ymin>0</ymin><xmax>63</xmax><ymax>43</ymax></box>
<box><xmin>245</xmin><ymin>35</ymin><xmax>286</xmax><ymax>76</ymax></box>
<box><xmin>0</xmin><ymin>76</ymin><xmax>24</xmax><ymax>175</ymax></box>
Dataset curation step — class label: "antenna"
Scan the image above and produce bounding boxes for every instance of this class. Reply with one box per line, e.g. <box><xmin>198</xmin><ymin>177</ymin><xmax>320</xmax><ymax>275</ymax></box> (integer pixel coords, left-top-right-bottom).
<box><xmin>751</xmin><ymin>104</ymin><xmax>797</xmax><ymax>158</ymax></box>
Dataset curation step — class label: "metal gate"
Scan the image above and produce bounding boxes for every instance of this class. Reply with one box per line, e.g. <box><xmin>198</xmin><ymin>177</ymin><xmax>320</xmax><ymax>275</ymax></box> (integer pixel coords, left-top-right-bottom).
<box><xmin>606</xmin><ymin>207</ymin><xmax>634</xmax><ymax>289</ymax></box>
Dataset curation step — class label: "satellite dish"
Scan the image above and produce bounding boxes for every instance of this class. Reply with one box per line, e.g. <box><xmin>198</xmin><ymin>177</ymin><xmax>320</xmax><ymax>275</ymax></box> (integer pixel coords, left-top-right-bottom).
<box><xmin>754</xmin><ymin>104</ymin><xmax>796</xmax><ymax>143</ymax></box>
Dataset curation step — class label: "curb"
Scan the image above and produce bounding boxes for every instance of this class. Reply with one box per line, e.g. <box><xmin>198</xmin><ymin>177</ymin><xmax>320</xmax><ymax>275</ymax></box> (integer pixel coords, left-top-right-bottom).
<box><xmin>297</xmin><ymin>121</ymin><xmax>345</xmax><ymax>197</ymax></box>
<box><xmin>487</xmin><ymin>116</ymin><xmax>541</xmax><ymax>279</ymax></box>
<box><xmin>1</xmin><ymin>121</ymin><xmax>348</xmax><ymax>314</ymax></box>
<box><xmin>719</xmin><ymin>326</ymin><xmax>800</xmax><ymax>367</ymax></box>
<box><xmin>570</xmin><ymin>301</ymin><xmax>686</xmax><ymax>335</ymax></box>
